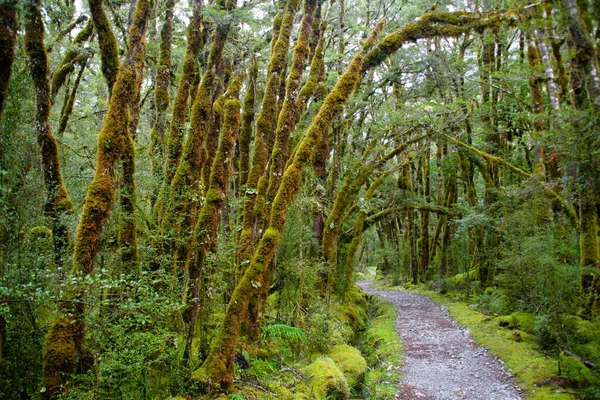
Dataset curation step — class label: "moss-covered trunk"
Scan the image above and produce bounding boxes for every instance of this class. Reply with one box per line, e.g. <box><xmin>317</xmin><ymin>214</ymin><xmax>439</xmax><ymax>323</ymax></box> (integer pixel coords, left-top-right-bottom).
<box><xmin>88</xmin><ymin>0</ymin><xmax>119</xmax><ymax>94</ymax></box>
<box><xmin>236</xmin><ymin>58</ymin><xmax>257</xmax><ymax>195</ymax></box>
<box><xmin>245</xmin><ymin>0</ymin><xmax>318</xmax><ymax>341</ymax></box>
<box><xmin>238</xmin><ymin>0</ymin><xmax>300</xmax><ymax>269</ymax></box>
<box><xmin>193</xmin><ymin>25</ymin><xmax>380</xmax><ymax>392</ymax></box>
<box><xmin>0</xmin><ymin>0</ymin><xmax>17</xmax><ymax>136</ymax></box>
<box><xmin>40</xmin><ymin>0</ymin><xmax>153</xmax><ymax>395</ymax></box>
<box><xmin>149</xmin><ymin>0</ymin><xmax>176</xmax><ymax>205</ymax></box>
<box><xmin>161</xmin><ymin>11</ymin><xmax>231</xmax><ymax>266</ymax></box>
<box><xmin>182</xmin><ymin>73</ymin><xmax>243</xmax><ymax>365</ymax></box>
<box><xmin>24</xmin><ymin>0</ymin><xmax>74</xmax><ymax>269</ymax></box>
<box><xmin>153</xmin><ymin>0</ymin><xmax>203</xmax><ymax>221</ymax></box>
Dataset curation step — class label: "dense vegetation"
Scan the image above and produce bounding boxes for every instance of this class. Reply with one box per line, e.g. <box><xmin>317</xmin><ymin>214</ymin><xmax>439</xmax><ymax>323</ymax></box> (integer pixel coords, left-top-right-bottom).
<box><xmin>0</xmin><ymin>0</ymin><xmax>599</xmax><ymax>398</ymax></box>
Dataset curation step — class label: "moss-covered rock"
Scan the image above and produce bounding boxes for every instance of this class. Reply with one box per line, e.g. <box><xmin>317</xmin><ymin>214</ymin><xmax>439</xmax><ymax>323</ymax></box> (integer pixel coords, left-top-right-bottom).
<box><xmin>328</xmin><ymin>345</ymin><xmax>367</xmax><ymax>389</ymax></box>
<box><xmin>497</xmin><ymin>312</ymin><xmax>535</xmax><ymax>334</ymax></box>
<box><xmin>304</xmin><ymin>358</ymin><xmax>350</xmax><ymax>399</ymax></box>
<box><xmin>450</xmin><ymin>269</ymin><xmax>477</xmax><ymax>286</ymax></box>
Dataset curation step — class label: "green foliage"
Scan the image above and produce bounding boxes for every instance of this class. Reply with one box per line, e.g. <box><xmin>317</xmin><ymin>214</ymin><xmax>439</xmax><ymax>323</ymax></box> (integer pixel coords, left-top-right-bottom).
<box><xmin>261</xmin><ymin>323</ymin><xmax>307</xmax><ymax>344</ymax></box>
<box><xmin>475</xmin><ymin>291</ymin><xmax>506</xmax><ymax>315</ymax></box>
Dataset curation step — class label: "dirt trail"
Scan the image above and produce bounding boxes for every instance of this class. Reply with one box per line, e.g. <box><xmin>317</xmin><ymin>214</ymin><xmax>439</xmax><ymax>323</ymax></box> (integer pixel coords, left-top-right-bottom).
<box><xmin>358</xmin><ymin>281</ymin><xmax>522</xmax><ymax>400</ymax></box>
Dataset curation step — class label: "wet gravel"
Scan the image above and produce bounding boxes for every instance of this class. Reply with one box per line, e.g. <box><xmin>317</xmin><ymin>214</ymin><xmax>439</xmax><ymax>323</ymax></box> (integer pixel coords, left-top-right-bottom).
<box><xmin>358</xmin><ymin>281</ymin><xmax>522</xmax><ymax>400</ymax></box>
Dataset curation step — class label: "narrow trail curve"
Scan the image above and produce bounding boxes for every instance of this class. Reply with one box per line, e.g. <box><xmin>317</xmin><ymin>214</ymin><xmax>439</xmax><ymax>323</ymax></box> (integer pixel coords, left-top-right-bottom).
<box><xmin>358</xmin><ymin>280</ymin><xmax>522</xmax><ymax>400</ymax></box>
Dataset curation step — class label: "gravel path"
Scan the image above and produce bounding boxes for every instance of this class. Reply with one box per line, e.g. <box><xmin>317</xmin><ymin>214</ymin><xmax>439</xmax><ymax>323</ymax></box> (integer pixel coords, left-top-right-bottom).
<box><xmin>358</xmin><ymin>281</ymin><xmax>522</xmax><ymax>400</ymax></box>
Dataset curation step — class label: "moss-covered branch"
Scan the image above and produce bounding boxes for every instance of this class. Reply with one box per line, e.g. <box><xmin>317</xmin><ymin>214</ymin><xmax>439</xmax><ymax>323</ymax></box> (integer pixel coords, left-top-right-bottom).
<box><xmin>88</xmin><ymin>0</ymin><xmax>119</xmax><ymax>93</ymax></box>
<box><xmin>50</xmin><ymin>18</ymin><xmax>94</xmax><ymax>103</ymax></box>
<box><xmin>342</xmin><ymin>174</ymin><xmax>388</xmax><ymax>294</ymax></box>
<box><xmin>444</xmin><ymin>133</ymin><xmax>578</xmax><ymax>223</ymax></box>
<box><xmin>363</xmin><ymin>9</ymin><xmax>523</xmax><ymax>71</ymax></box>
<box><xmin>57</xmin><ymin>57</ymin><xmax>88</xmax><ymax>136</ymax></box>
<box><xmin>322</xmin><ymin>135</ymin><xmax>427</xmax><ymax>263</ymax></box>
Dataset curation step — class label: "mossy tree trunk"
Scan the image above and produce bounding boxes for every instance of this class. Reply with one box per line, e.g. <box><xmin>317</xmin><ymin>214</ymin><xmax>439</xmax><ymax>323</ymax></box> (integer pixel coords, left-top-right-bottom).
<box><xmin>39</xmin><ymin>0</ymin><xmax>153</xmax><ymax>395</ymax></box>
<box><xmin>236</xmin><ymin>58</ymin><xmax>257</xmax><ymax>196</ymax></box>
<box><xmin>24</xmin><ymin>0</ymin><xmax>74</xmax><ymax>269</ymax></box>
<box><xmin>149</xmin><ymin>0</ymin><xmax>176</xmax><ymax>205</ymax></box>
<box><xmin>0</xmin><ymin>0</ymin><xmax>17</xmax><ymax>138</ymax></box>
<box><xmin>161</xmin><ymin>6</ymin><xmax>232</xmax><ymax>267</ymax></box>
<box><xmin>238</xmin><ymin>0</ymin><xmax>301</xmax><ymax>270</ymax></box>
<box><xmin>193</xmin><ymin>24</ymin><xmax>382</xmax><ymax>392</ymax></box>
<box><xmin>245</xmin><ymin>0</ymin><xmax>318</xmax><ymax>341</ymax></box>
<box><xmin>153</xmin><ymin>0</ymin><xmax>203</xmax><ymax>222</ymax></box>
<box><xmin>182</xmin><ymin>73</ymin><xmax>243</xmax><ymax>366</ymax></box>
<box><xmin>89</xmin><ymin>0</ymin><xmax>119</xmax><ymax>95</ymax></box>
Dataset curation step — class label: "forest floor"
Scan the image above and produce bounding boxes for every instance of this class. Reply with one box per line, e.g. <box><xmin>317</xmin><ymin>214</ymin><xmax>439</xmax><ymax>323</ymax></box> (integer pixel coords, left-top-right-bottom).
<box><xmin>357</xmin><ymin>280</ymin><xmax>522</xmax><ymax>400</ymax></box>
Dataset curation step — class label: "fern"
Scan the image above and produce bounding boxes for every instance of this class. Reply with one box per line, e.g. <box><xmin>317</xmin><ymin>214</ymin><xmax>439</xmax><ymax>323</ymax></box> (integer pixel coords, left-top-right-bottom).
<box><xmin>261</xmin><ymin>324</ymin><xmax>308</xmax><ymax>343</ymax></box>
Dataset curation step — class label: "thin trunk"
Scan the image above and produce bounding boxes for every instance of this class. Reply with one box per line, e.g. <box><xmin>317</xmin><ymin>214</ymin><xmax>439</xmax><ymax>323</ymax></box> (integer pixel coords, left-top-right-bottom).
<box><xmin>154</xmin><ymin>0</ymin><xmax>203</xmax><ymax>222</ymax></box>
<box><xmin>148</xmin><ymin>0</ymin><xmax>176</xmax><ymax>205</ymax></box>
<box><xmin>50</xmin><ymin>18</ymin><xmax>94</xmax><ymax>103</ymax></box>
<box><xmin>182</xmin><ymin>74</ymin><xmax>243</xmax><ymax>366</ymax></box>
<box><xmin>237</xmin><ymin>58</ymin><xmax>257</xmax><ymax>194</ymax></box>
<box><xmin>57</xmin><ymin>56</ymin><xmax>88</xmax><ymax>136</ymax></box>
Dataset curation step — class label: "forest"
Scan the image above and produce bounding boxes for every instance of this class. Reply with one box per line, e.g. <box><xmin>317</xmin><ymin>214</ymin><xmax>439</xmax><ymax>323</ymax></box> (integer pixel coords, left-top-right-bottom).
<box><xmin>0</xmin><ymin>0</ymin><xmax>599</xmax><ymax>398</ymax></box>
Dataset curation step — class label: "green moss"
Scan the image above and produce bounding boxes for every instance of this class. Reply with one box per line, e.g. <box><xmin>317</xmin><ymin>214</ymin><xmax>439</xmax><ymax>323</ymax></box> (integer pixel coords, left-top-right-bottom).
<box><xmin>89</xmin><ymin>0</ymin><xmax>119</xmax><ymax>93</ymax></box>
<box><xmin>363</xmin><ymin>9</ymin><xmax>523</xmax><ymax>71</ymax></box>
<box><xmin>154</xmin><ymin>0</ymin><xmax>204</xmax><ymax>221</ymax></box>
<box><xmin>497</xmin><ymin>312</ymin><xmax>536</xmax><ymax>334</ymax></box>
<box><xmin>328</xmin><ymin>345</ymin><xmax>367</xmax><ymax>389</ymax></box>
<box><xmin>450</xmin><ymin>269</ymin><xmax>478</xmax><ymax>286</ymax></box>
<box><xmin>304</xmin><ymin>358</ymin><xmax>350</xmax><ymax>399</ymax></box>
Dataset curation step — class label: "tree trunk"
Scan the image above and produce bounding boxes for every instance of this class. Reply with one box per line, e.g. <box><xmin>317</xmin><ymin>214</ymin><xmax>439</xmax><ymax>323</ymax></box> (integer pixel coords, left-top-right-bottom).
<box><xmin>40</xmin><ymin>0</ymin><xmax>153</xmax><ymax>395</ymax></box>
<box><xmin>193</xmin><ymin>26</ymin><xmax>380</xmax><ymax>391</ymax></box>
